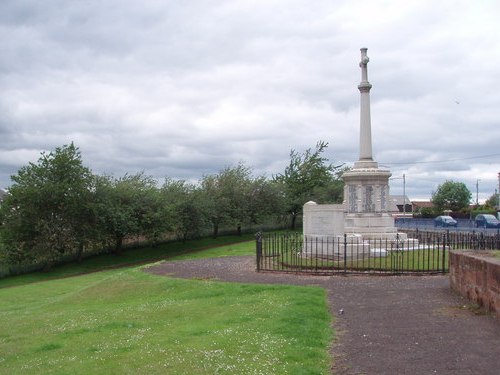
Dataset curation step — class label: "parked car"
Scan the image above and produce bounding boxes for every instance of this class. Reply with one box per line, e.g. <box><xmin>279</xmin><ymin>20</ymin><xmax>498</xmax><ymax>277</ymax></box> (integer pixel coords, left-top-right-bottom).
<box><xmin>474</xmin><ymin>214</ymin><xmax>500</xmax><ymax>228</ymax></box>
<box><xmin>433</xmin><ymin>215</ymin><xmax>458</xmax><ymax>227</ymax></box>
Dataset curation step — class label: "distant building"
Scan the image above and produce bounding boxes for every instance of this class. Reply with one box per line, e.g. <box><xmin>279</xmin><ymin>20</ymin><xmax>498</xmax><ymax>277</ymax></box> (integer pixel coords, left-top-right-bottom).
<box><xmin>411</xmin><ymin>201</ymin><xmax>433</xmax><ymax>210</ymax></box>
<box><xmin>391</xmin><ymin>195</ymin><xmax>413</xmax><ymax>214</ymax></box>
<box><xmin>389</xmin><ymin>198</ymin><xmax>439</xmax><ymax>217</ymax></box>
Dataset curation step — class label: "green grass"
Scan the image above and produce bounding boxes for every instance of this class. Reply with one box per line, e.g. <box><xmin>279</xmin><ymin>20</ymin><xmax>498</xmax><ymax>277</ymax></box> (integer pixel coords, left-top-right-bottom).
<box><xmin>168</xmin><ymin>240</ymin><xmax>255</xmax><ymax>261</ymax></box>
<box><xmin>0</xmin><ymin>234</ymin><xmax>257</xmax><ymax>289</ymax></box>
<box><xmin>345</xmin><ymin>248</ymin><xmax>449</xmax><ymax>272</ymax></box>
<box><xmin>273</xmin><ymin>247</ymin><xmax>449</xmax><ymax>273</ymax></box>
<box><xmin>0</xmin><ymin>267</ymin><xmax>332</xmax><ymax>374</ymax></box>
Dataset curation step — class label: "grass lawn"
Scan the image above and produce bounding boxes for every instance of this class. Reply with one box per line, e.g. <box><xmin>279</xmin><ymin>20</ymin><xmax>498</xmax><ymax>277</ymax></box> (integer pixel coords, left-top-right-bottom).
<box><xmin>0</xmin><ymin>241</ymin><xmax>332</xmax><ymax>374</ymax></box>
<box><xmin>0</xmin><ymin>234</ymin><xmax>257</xmax><ymax>289</ymax></box>
<box><xmin>168</xmin><ymin>240</ymin><xmax>256</xmax><ymax>261</ymax></box>
<box><xmin>272</xmin><ymin>247</ymin><xmax>449</xmax><ymax>273</ymax></box>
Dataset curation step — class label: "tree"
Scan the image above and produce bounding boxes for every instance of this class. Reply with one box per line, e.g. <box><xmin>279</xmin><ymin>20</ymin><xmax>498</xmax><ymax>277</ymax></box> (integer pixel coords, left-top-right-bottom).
<box><xmin>199</xmin><ymin>163</ymin><xmax>283</xmax><ymax>237</ymax></box>
<box><xmin>273</xmin><ymin>141</ymin><xmax>344</xmax><ymax>229</ymax></box>
<box><xmin>0</xmin><ymin>143</ymin><xmax>94</xmax><ymax>268</ymax></box>
<box><xmin>94</xmin><ymin>173</ymin><xmax>166</xmax><ymax>254</ymax></box>
<box><xmin>245</xmin><ymin>177</ymin><xmax>284</xmax><ymax>226</ymax></box>
<box><xmin>431</xmin><ymin>180</ymin><xmax>472</xmax><ymax>213</ymax></box>
<box><xmin>161</xmin><ymin>178</ymin><xmax>208</xmax><ymax>242</ymax></box>
<box><xmin>485</xmin><ymin>192</ymin><xmax>499</xmax><ymax>209</ymax></box>
<box><xmin>200</xmin><ymin>164</ymin><xmax>254</xmax><ymax>238</ymax></box>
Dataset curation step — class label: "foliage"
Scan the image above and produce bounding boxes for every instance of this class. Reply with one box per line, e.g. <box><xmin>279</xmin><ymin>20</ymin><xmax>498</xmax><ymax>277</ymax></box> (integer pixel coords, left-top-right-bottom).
<box><xmin>273</xmin><ymin>141</ymin><xmax>344</xmax><ymax>229</ymax></box>
<box><xmin>200</xmin><ymin>164</ymin><xmax>282</xmax><ymax>237</ymax></box>
<box><xmin>246</xmin><ymin>177</ymin><xmax>284</xmax><ymax>225</ymax></box>
<box><xmin>161</xmin><ymin>178</ymin><xmax>208</xmax><ymax>242</ymax></box>
<box><xmin>431</xmin><ymin>180</ymin><xmax>472</xmax><ymax>213</ymax></box>
<box><xmin>0</xmin><ymin>141</ymin><xmax>320</xmax><ymax>273</ymax></box>
<box><xmin>413</xmin><ymin>206</ymin><xmax>439</xmax><ymax>218</ymax></box>
<box><xmin>470</xmin><ymin>208</ymin><xmax>497</xmax><ymax>217</ymax></box>
<box><xmin>0</xmin><ymin>268</ymin><xmax>332</xmax><ymax>374</ymax></box>
<box><xmin>200</xmin><ymin>166</ymin><xmax>244</xmax><ymax>238</ymax></box>
<box><xmin>0</xmin><ymin>144</ymin><xmax>94</xmax><ymax>268</ymax></box>
<box><xmin>485</xmin><ymin>192</ymin><xmax>499</xmax><ymax>209</ymax></box>
<box><xmin>94</xmin><ymin>173</ymin><xmax>167</xmax><ymax>253</ymax></box>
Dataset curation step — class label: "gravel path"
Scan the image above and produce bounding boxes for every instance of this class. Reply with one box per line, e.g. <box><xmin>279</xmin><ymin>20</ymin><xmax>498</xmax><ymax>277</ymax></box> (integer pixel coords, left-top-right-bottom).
<box><xmin>146</xmin><ymin>256</ymin><xmax>500</xmax><ymax>375</ymax></box>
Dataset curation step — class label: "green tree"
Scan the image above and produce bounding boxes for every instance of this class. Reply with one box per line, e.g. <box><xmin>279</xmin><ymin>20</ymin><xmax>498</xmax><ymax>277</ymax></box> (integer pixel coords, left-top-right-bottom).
<box><xmin>431</xmin><ymin>180</ymin><xmax>472</xmax><ymax>213</ymax></box>
<box><xmin>94</xmin><ymin>173</ymin><xmax>166</xmax><ymax>254</ymax></box>
<box><xmin>273</xmin><ymin>141</ymin><xmax>344</xmax><ymax>229</ymax></box>
<box><xmin>200</xmin><ymin>164</ymin><xmax>253</xmax><ymax>238</ymax></box>
<box><xmin>245</xmin><ymin>177</ymin><xmax>284</xmax><ymax>226</ymax></box>
<box><xmin>485</xmin><ymin>192</ymin><xmax>499</xmax><ymax>209</ymax></box>
<box><xmin>199</xmin><ymin>164</ymin><xmax>282</xmax><ymax>237</ymax></box>
<box><xmin>0</xmin><ymin>143</ymin><xmax>94</xmax><ymax>268</ymax></box>
<box><xmin>161</xmin><ymin>179</ymin><xmax>208</xmax><ymax>242</ymax></box>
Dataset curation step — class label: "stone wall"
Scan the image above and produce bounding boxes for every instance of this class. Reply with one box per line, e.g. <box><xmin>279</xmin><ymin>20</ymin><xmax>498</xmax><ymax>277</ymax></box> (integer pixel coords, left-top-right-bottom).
<box><xmin>449</xmin><ymin>251</ymin><xmax>500</xmax><ymax>319</ymax></box>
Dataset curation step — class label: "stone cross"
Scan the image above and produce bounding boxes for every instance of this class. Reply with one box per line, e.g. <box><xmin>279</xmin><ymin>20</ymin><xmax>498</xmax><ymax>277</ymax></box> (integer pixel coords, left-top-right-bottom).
<box><xmin>357</xmin><ymin>47</ymin><xmax>374</xmax><ymax>166</ymax></box>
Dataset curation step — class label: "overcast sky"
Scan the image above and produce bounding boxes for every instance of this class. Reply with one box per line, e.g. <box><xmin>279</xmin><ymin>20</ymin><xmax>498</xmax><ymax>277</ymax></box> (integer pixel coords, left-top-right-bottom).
<box><xmin>1</xmin><ymin>0</ymin><xmax>499</xmax><ymax>202</ymax></box>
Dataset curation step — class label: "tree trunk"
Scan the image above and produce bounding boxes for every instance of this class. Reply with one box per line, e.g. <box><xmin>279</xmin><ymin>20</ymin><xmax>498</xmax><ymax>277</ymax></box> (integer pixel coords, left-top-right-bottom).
<box><xmin>291</xmin><ymin>214</ymin><xmax>297</xmax><ymax>230</ymax></box>
<box><xmin>237</xmin><ymin>224</ymin><xmax>242</xmax><ymax>236</ymax></box>
<box><xmin>42</xmin><ymin>261</ymin><xmax>53</xmax><ymax>272</ymax></box>
<box><xmin>212</xmin><ymin>223</ymin><xmax>219</xmax><ymax>239</ymax></box>
<box><xmin>76</xmin><ymin>242</ymin><xmax>84</xmax><ymax>263</ymax></box>
<box><xmin>114</xmin><ymin>236</ymin><xmax>123</xmax><ymax>255</ymax></box>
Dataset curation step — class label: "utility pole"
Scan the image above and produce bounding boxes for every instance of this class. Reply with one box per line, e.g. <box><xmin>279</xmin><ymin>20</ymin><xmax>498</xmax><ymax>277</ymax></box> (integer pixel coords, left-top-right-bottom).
<box><xmin>476</xmin><ymin>179</ymin><xmax>480</xmax><ymax>206</ymax></box>
<box><xmin>497</xmin><ymin>172</ymin><xmax>500</xmax><ymax>213</ymax></box>
<box><xmin>403</xmin><ymin>173</ymin><xmax>406</xmax><ymax>217</ymax></box>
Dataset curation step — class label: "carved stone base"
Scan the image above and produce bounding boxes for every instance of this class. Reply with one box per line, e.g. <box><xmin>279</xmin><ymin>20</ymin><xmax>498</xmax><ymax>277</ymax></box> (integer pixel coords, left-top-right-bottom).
<box><xmin>344</xmin><ymin>212</ymin><xmax>403</xmax><ymax>241</ymax></box>
<box><xmin>342</xmin><ymin>167</ymin><xmax>392</xmax><ymax>215</ymax></box>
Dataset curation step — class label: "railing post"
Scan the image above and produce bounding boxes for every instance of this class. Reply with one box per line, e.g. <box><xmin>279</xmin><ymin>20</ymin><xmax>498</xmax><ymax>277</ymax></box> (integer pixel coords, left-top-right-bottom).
<box><xmin>343</xmin><ymin>233</ymin><xmax>347</xmax><ymax>273</ymax></box>
<box><xmin>442</xmin><ymin>232</ymin><xmax>447</xmax><ymax>273</ymax></box>
<box><xmin>396</xmin><ymin>233</ymin><xmax>401</xmax><ymax>273</ymax></box>
<box><xmin>256</xmin><ymin>232</ymin><xmax>262</xmax><ymax>272</ymax></box>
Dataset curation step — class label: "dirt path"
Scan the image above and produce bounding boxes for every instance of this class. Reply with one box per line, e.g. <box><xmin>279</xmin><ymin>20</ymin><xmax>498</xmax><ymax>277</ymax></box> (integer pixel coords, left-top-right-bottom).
<box><xmin>146</xmin><ymin>256</ymin><xmax>500</xmax><ymax>375</ymax></box>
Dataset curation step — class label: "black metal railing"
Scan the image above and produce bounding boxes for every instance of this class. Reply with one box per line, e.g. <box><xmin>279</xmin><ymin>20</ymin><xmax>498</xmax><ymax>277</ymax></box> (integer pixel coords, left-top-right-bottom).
<box><xmin>256</xmin><ymin>230</ymin><xmax>500</xmax><ymax>275</ymax></box>
<box><xmin>399</xmin><ymin>229</ymin><xmax>500</xmax><ymax>250</ymax></box>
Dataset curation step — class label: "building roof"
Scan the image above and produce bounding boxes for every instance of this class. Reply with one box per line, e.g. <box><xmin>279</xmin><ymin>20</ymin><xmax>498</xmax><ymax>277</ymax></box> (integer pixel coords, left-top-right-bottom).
<box><xmin>390</xmin><ymin>195</ymin><xmax>412</xmax><ymax>206</ymax></box>
<box><xmin>411</xmin><ymin>201</ymin><xmax>433</xmax><ymax>208</ymax></box>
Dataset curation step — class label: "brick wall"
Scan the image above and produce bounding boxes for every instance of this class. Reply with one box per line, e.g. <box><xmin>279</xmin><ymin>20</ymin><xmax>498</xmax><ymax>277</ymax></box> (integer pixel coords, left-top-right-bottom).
<box><xmin>449</xmin><ymin>251</ymin><xmax>500</xmax><ymax>319</ymax></box>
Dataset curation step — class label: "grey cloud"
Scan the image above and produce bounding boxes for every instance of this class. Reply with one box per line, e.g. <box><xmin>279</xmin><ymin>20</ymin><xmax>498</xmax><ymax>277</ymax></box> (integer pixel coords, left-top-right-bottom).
<box><xmin>0</xmin><ymin>0</ymin><xmax>499</xmax><ymax>201</ymax></box>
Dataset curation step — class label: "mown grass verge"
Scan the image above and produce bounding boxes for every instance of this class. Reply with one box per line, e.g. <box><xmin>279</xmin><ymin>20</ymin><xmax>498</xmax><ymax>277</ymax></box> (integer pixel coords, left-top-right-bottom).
<box><xmin>0</xmin><ymin>234</ymin><xmax>257</xmax><ymax>289</ymax></box>
<box><xmin>271</xmin><ymin>248</ymin><xmax>449</xmax><ymax>274</ymax></box>
<box><xmin>0</xmin><ymin>266</ymin><xmax>332</xmax><ymax>374</ymax></box>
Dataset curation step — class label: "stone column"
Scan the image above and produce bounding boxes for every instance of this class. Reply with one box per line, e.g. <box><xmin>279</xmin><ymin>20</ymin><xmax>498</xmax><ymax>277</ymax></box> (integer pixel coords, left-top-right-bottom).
<box><xmin>355</xmin><ymin>48</ymin><xmax>377</xmax><ymax>169</ymax></box>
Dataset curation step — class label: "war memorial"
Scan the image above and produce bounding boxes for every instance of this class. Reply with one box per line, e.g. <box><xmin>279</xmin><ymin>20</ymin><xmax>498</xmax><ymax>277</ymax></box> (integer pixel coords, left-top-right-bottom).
<box><xmin>303</xmin><ymin>48</ymin><xmax>415</xmax><ymax>257</ymax></box>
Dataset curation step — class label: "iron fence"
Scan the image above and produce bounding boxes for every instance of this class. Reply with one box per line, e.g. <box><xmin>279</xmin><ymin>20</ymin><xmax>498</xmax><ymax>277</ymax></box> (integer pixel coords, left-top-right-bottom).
<box><xmin>255</xmin><ymin>230</ymin><xmax>500</xmax><ymax>275</ymax></box>
<box><xmin>399</xmin><ymin>229</ymin><xmax>500</xmax><ymax>251</ymax></box>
